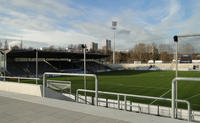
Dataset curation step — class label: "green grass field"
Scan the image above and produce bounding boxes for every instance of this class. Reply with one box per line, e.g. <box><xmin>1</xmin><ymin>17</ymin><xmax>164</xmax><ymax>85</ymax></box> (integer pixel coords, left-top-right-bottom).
<box><xmin>15</xmin><ymin>70</ymin><xmax>200</xmax><ymax>110</ymax></box>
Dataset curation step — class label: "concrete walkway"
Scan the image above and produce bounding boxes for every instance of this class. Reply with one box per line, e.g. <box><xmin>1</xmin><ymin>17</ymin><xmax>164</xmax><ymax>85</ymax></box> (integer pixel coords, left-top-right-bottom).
<box><xmin>0</xmin><ymin>91</ymin><xmax>190</xmax><ymax>123</ymax></box>
<box><xmin>0</xmin><ymin>96</ymin><xmax>129</xmax><ymax>123</ymax></box>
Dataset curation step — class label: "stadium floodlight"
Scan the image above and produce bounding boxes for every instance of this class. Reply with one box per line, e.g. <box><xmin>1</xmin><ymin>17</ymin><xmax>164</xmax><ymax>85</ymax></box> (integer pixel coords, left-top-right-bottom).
<box><xmin>173</xmin><ymin>34</ymin><xmax>200</xmax><ymax>118</ymax></box>
<box><xmin>81</xmin><ymin>44</ymin><xmax>87</xmax><ymax>103</ymax></box>
<box><xmin>112</xmin><ymin>21</ymin><xmax>117</xmax><ymax>64</ymax></box>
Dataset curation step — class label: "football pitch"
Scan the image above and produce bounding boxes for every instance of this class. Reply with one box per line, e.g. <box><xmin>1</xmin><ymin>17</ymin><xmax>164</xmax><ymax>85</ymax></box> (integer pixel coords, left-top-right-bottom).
<box><xmin>22</xmin><ymin>70</ymin><xmax>200</xmax><ymax>110</ymax></box>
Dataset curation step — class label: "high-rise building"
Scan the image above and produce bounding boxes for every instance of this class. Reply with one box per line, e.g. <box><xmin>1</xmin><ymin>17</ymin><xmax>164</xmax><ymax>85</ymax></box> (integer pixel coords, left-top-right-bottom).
<box><xmin>102</xmin><ymin>39</ymin><xmax>111</xmax><ymax>51</ymax></box>
<box><xmin>88</xmin><ymin>42</ymin><xmax>98</xmax><ymax>52</ymax></box>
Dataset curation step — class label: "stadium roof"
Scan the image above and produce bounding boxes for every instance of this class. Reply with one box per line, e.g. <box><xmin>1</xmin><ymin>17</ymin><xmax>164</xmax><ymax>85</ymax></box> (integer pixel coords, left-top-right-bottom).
<box><xmin>6</xmin><ymin>49</ymin><xmax>109</xmax><ymax>59</ymax></box>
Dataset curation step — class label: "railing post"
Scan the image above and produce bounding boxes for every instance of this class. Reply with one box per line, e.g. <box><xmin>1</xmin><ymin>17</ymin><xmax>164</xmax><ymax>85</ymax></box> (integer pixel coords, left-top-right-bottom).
<box><xmin>85</xmin><ymin>94</ymin><xmax>87</xmax><ymax>104</ymax></box>
<box><xmin>157</xmin><ymin>105</ymin><xmax>159</xmax><ymax>116</ymax></box>
<box><xmin>124</xmin><ymin>95</ymin><xmax>127</xmax><ymax>111</ymax></box>
<box><xmin>172</xmin><ymin>79</ymin><xmax>176</xmax><ymax>119</ymax></box>
<box><xmin>75</xmin><ymin>92</ymin><xmax>76</xmax><ymax>101</ymax></box>
<box><xmin>130</xmin><ymin>101</ymin><xmax>132</xmax><ymax>111</ymax></box>
<box><xmin>18</xmin><ymin>77</ymin><xmax>20</xmax><ymax>83</ymax></box>
<box><xmin>43</xmin><ymin>74</ymin><xmax>45</xmax><ymax>97</ymax></box>
<box><xmin>117</xmin><ymin>94</ymin><xmax>120</xmax><ymax>110</ymax></box>
<box><xmin>95</xmin><ymin>75</ymin><xmax>98</xmax><ymax>106</ymax></box>
<box><xmin>76</xmin><ymin>88</ymin><xmax>191</xmax><ymax>121</ymax></box>
<box><xmin>70</xmin><ymin>85</ymin><xmax>71</xmax><ymax>94</ymax></box>
<box><xmin>76</xmin><ymin>90</ymin><xmax>79</xmax><ymax>102</ymax></box>
<box><xmin>187</xmin><ymin>102</ymin><xmax>191</xmax><ymax>121</ymax></box>
<box><xmin>138</xmin><ymin>104</ymin><xmax>141</xmax><ymax>113</ymax></box>
<box><xmin>106</xmin><ymin>98</ymin><xmax>108</xmax><ymax>108</ymax></box>
<box><xmin>92</xmin><ymin>96</ymin><xmax>94</xmax><ymax>105</ymax></box>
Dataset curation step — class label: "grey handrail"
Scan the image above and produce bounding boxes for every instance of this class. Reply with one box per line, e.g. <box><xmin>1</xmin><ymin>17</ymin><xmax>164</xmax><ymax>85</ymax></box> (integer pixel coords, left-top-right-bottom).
<box><xmin>0</xmin><ymin>76</ymin><xmax>40</xmax><ymax>83</ymax></box>
<box><xmin>47</xmin><ymin>80</ymin><xmax>71</xmax><ymax>94</ymax></box>
<box><xmin>42</xmin><ymin>72</ymin><xmax>98</xmax><ymax>106</ymax></box>
<box><xmin>172</xmin><ymin>77</ymin><xmax>200</xmax><ymax>121</ymax></box>
<box><xmin>77</xmin><ymin>89</ymin><xmax>191</xmax><ymax>121</ymax></box>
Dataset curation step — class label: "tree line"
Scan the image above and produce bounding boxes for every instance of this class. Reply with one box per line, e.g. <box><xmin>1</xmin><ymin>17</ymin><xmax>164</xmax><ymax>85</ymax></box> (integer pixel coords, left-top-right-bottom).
<box><xmin>104</xmin><ymin>42</ymin><xmax>199</xmax><ymax>63</ymax></box>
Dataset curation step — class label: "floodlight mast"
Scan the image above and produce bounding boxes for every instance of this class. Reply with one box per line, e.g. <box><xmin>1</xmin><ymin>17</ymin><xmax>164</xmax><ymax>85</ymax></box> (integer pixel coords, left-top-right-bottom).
<box><xmin>112</xmin><ymin>21</ymin><xmax>117</xmax><ymax>64</ymax></box>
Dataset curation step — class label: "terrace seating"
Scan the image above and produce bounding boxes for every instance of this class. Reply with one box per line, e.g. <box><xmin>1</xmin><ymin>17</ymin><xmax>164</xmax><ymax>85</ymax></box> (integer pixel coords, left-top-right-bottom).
<box><xmin>6</xmin><ymin>60</ymin><xmax>111</xmax><ymax>77</ymax></box>
<box><xmin>7</xmin><ymin>61</ymin><xmax>56</xmax><ymax>77</ymax></box>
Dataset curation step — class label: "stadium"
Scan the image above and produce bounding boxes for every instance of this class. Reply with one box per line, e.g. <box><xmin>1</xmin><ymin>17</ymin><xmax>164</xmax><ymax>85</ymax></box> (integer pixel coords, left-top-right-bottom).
<box><xmin>1</xmin><ymin>1</ymin><xmax>200</xmax><ymax>123</ymax></box>
<box><xmin>0</xmin><ymin>34</ymin><xmax>200</xmax><ymax>123</ymax></box>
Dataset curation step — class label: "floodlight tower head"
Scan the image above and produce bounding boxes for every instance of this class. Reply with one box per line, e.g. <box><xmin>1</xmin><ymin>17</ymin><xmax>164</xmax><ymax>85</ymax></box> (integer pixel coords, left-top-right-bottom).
<box><xmin>112</xmin><ymin>21</ymin><xmax>117</xmax><ymax>30</ymax></box>
<box><xmin>81</xmin><ymin>44</ymin><xmax>87</xmax><ymax>49</ymax></box>
<box><xmin>173</xmin><ymin>35</ymin><xmax>178</xmax><ymax>42</ymax></box>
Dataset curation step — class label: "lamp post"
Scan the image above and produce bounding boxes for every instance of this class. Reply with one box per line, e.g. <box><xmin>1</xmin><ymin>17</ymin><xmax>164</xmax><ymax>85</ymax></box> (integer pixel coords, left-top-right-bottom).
<box><xmin>112</xmin><ymin>21</ymin><xmax>117</xmax><ymax>64</ymax></box>
<box><xmin>35</xmin><ymin>49</ymin><xmax>38</xmax><ymax>84</ymax></box>
<box><xmin>172</xmin><ymin>34</ymin><xmax>200</xmax><ymax>118</ymax></box>
<box><xmin>173</xmin><ymin>35</ymin><xmax>178</xmax><ymax>118</ymax></box>
<box><xmin>82</xmin><ymin>44</ymin><xmax>87</xmax><ymax>103</ymax></box>
<box><xmin>0</xmin><ymin>50</ymin><xmax>5</xmax><ymax>81</ymax></box>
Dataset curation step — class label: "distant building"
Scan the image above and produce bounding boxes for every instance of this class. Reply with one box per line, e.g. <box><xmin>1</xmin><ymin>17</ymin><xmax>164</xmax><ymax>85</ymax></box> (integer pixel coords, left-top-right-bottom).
<box><xmin>102</xmin><ymin>39</ymin><xmax>111</xmax><ymax>51</ymax></box>
<box><xmin>67</xmin><ymin>44</ymin><xmax>83</xmax><ymax>53</ymax></box>
<box><xmin>88</xmin><ymin>42</ymin><xmax>98</xmax><ymax>52</ymax></box>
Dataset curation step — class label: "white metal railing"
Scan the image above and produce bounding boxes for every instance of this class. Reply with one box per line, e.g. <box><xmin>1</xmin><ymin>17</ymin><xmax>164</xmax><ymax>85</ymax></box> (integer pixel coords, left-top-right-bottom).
<box><xmin>172</xmin><ymin>77</ymin><xmax>200</xmax><ymax>121</ymax></box>
<box><xmin>43</xmin><ymin>72</ymin><xmax>98</xmax><ymax>105</ymax></box>
<box><xmin>76</xmin><ymin>89</ymin><xmax>191</xmax><ymax>121</ymax></box>
<box><xmin>0</xmin><ymin>76</ymin><xmax>40</xmax><ymax>83</ymax></box>
<box><xmin>47</xmin><ymin>80</ymin><xmax>71</xmax><ymax>94</ymax></box>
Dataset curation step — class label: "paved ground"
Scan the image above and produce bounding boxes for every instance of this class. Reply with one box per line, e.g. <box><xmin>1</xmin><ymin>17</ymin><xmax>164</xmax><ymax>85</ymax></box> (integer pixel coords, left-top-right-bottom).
<box><xmin>0</xmin><ymin>91</ymin><xmax>190</xmax><ymax>123</ymax></box>
<box><xmin>0</xmin><ymin>96</ymin><xmax>129</xmax><ymax>123</ymax></box>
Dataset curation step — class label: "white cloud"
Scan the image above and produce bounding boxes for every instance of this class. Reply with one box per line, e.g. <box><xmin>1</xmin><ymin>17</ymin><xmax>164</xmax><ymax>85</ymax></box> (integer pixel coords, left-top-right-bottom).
<box><xmin>0</xmin><ymin>0</ymin><xmax>200</xmax><ymax>50</ymax></box>
<box><xmin>1</xmin><ymin>0</ymin><xmax>80</xmax><ymax>18</ymax></box>
<box><xmin>20</xmin><ymin>29</ymin><xmax>97</xmax><ymax>46</ymax></box>
<box><xmin>161</xmin><ymin>0</ymin><xmax>181</xmax><ymax>23</ymax></box>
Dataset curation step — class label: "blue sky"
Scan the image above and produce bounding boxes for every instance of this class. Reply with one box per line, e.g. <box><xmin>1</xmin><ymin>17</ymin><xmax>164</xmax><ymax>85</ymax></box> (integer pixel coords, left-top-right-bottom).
<box><xmin>0</xmin><ymin>0</ymin><xmax>199</xmax><ymax>50</ymax></box>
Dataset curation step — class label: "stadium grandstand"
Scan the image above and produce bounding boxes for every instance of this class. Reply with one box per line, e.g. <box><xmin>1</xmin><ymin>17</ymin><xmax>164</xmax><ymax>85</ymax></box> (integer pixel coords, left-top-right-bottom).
<box><xmin>1</xmin><ymin>49</ymin><xmax>111</xmax><ymax>77</ymax></box>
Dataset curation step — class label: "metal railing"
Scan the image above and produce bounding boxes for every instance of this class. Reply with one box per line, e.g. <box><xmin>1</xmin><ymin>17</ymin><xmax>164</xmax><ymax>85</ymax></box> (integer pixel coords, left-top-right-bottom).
<box><xmin>47</xmin><ymin>80</ymin><xmax>71</xmax><ymax>94</ymax></box>
<box><xmin>0</xmin><ymin>76</ymin><xmax>40</xmax><ymax>83</ymax></box>
<box><xmin>43</xmin><ymin>72</ymin><xmax>98</xmax><ymax>105</ymax></box>
<box><xmin>76</xmin><ymin>89</ymin><xmax>191</xmax><ymax>121</ymax></box>
<box><xmin>172</xmin><ymin>77</ymin><xmax>200</xmax><ymax>121</ymax></box>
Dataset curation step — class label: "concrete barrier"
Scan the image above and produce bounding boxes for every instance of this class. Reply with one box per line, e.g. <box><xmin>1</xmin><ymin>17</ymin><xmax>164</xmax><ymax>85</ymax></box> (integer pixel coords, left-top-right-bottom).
<box><xmin>0</xmin><ymin>81</ymin><xmax>42</xmax><ymax>96</ymax></box>
<box><xmin>0</xmin><ymin>81</ymin><xmax>74</xmax><ymax>101</ymax></box>
<box><xmin>107</xmin><ymin>63</ymin><xmax>200</xmax><ymax>71</ymax></box>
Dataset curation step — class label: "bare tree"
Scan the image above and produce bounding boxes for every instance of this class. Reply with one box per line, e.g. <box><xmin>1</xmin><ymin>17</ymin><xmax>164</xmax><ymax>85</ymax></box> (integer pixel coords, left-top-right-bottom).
<box><xmin>11</xmin><ymin>45</ymin><xmax>20</xmax><ymax>49</ymax></box>
<box><xmin>160</xmin><ymin>51</ymin><xmax>173</xmax><ymax>63</ymax></box>
<box><xmin>130</xmin><ymin>43</ymin><xmax>150</xmax><ymax>63</ymax></box>
<box><xmin>148</xmin><ymin>43</ymin><xmax>159</xmax><ymax>63</ymax></box>
<box><xmin>179</xmin><ymin>43</ymin><xmax>195</xmax><ymax>54</ymax></box>
<box><xmin>159</xmin><ymin>44</ymin><xmax>174</xmax><ymax>54</ymax></box>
